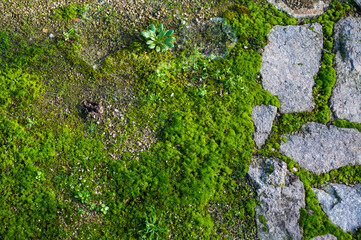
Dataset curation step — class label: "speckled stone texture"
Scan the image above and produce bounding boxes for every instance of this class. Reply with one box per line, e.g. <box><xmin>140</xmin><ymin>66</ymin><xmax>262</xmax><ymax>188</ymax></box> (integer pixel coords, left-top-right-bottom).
<box><xmin>248</xmin><ymin>156</ymin><xmax>305</xmax><ymax>240</ymax></box>
<box><xmin>251</xmin><ymin>105</ymin><xmax>277</xmax><ymax>149</ymax></box>
<box><xmin>260</xmin><ymin>23</ymin><xmax>323</xmax><ymax>113</ymax></box>
<box><xmin>330</xmin><ymin>17</ymin><xmax>361</xmax><ymax>123</ymax></box>
<box><xmin>279</xmin><ymin>122</ymin><xmax>361</xmax><ymax>174</ymax></box>
<box><xmin>313</xmin><ymin>184</ymin><xmax>361</xmax><ymax>232</ymax></box>
<box><xmin>266</xmin><ymin>0</ymin><xmax>330</xmax><ymax>18</ymax></box>
<box><xmin>355</xmin><ymin>0</ymin><xmax>361</xmax><ymax>8</ymax></box>
<box><xmin>310</xmin><ymin>234</ymin><xmax>337</xmax><ymax>240</ymax></box>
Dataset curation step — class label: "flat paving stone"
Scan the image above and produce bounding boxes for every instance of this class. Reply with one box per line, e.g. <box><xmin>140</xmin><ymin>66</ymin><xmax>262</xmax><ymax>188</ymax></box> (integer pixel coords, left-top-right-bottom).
<box><xmin>267</xmin><ymin>0</ymin><xmax>330</xmax><ymax>19</ymax></box>
<box><xmin>313</xmin><ymin>183</ymin><xmax>361</xmax><ymax>232</ymax></box>
<box><xmin>248</xmin><ymin>156</ymin><xmax>305</xmax><ymax>240</ymax></box>
<box><xmin>310</xmin><ymin>234</ymin><xmax>337</xmax><ymax>240</ymax></box>
<box><xmin>260</xmin><ymin>23</ymin><xmax>323</xmax><ymax>113</ymax></box>
<box><xmin>251</xmin><ymin>105</ymin><xmax>277</xmax><ymax>149</ymax></box>
<box><xmin>330</xmin><ymin>17</ymin><xmax>361</xmax><ymax>124</ymax></box>
<box><xmin>279</xmin><ymin>122</ymin><xmax>361</xmax><ymax>174</ymax></box>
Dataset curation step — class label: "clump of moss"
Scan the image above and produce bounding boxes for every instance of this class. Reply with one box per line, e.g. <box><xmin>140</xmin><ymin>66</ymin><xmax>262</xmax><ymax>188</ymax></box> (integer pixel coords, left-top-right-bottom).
<box><xmin>332</xmin><ymin>120</ymin><xmax>361</xmax><ymax>132</ymax></box>
<box><xmin>51</xmin><ymin>4</ymin><xmax>88</xmax><ymax>20</ymax></box>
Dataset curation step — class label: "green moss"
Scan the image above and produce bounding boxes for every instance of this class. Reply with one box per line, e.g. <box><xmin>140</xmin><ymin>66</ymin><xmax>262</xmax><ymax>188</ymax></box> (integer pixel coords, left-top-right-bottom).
<box><xmin>332</xmin><ymin>120</ymin><xmax>361</xmax><ymax>132</ymax></box>
<box><xmin>50</xmin><ymin>4</ymin><xmax>83</xmax><ymax>20</ymax></box>
<box><xmin>0</xmin><ymin>69</ymin><xmax>42</xmax><ymax>111</ymax></box>
<box><xmin>259</xmin><ymin>214</ymin><xmax>267</xmax><ymax>225</ymax></box>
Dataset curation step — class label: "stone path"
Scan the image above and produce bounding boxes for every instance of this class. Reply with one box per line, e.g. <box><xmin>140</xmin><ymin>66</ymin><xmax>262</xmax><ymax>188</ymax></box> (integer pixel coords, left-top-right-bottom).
<box><xmin>260</xmin><ymin>23</ymin><xmax>323</xmax><ymax>113</ymax></box>
<box><xmin>250</xmin><ymin>15</ymin><xmax>361</xmax><ymax>239</ymax></box>
<box><xmin>330</xmin><ymin>17</ymin><xmax>361</xmax><ymax>124</ymax></box>
<box><xmin>279</xmin><ymin>122</ymin><xmax>361</xmax><ymax>174</ymax></box>
<box><xmin>266</xmin><ymin>0</ymin><xmax>331</xmax><ymax>19</ymax></box>
<box><xmin>313</xmin><ymin>184</ymin><xmax>361</xmax><ymax>232</ymax></box>
<box><xmin>310</xmin><ymin>234</ymin><xmax>337</xmax><ymax>240</ymax></box>
<box><xmin>248</xmin><ymin>156</ymin><xmax>305</xmax><ymax>240</ymax></box>
<box><xmin>251</xmin><ymin>105</ymin><xmax>277</xmax><ymax>149</ymax></box>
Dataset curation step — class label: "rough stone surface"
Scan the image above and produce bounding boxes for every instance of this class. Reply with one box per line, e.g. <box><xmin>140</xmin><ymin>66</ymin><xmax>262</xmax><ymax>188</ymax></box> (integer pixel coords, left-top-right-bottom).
<box><xmin>310</xmin><ymin>234</ymin><xmax>338</xmax><ymax>240</ymax></box>
<box><xmin>260</xmin><ymin>24</ymin><xmax>323</xmax><ymax>113</ymax></box>
<box><xmin>330</xmin><ymin>17</ymin><xmax>361</xmax><ymax>123</ymax></box>
<box><xmin>280</xmin><ymin>122</ymin><xmax>361</xmax><ymax>174</ymax></box>
<box><xmin>251</xmin><ymin>105</ymin><xmax>278</xmax><ymax>148</ymax></box>
<box><xmin>267</xmin><ymin>0</ymin><xmax>330</xmax><ymax>18</ymax></box>
<box><xmin>313</xmin><ymin>183</ymin><xmax>361</xmax><ymax>232</ymax></box>
<box><xmin>355</xmin><ymin>0</ymin><xmax>361</xmax><ymax>8</ymax></box>
<box><xmin>248</xmin><ymin>156</ymin><xmax>305</xmax><ymax>240</ymax></box>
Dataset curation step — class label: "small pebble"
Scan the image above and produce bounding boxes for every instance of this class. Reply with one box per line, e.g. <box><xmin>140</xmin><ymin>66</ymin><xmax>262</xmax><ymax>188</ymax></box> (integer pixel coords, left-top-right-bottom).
<box><xmin>49</xmin><ymin>33</ymin><xmax>54</xmax><ymax>38</ymax></box>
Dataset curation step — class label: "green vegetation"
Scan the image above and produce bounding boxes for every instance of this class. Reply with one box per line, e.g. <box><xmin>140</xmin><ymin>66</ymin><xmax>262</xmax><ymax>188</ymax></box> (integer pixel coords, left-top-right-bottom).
<box><xmin>141</xmin><ymin>24</ymin><xmax>175</xmax><ymax>52</ymax></box>
<box><xmin>51</xmin><ymin>3</ymin><xmax>88</xmax><ymax>20</ymax></box>
<box><xmin>62</xmin><ymin>27</ymin><xmax>78</xmax><ymax>42</ymax></box>
<box><xmin>138</xmin><ymin>210</ymin><xmax>167</xmax><ymax>239</ymax></box>
<box><xmin>0</xmin><ymin>0</ymin><xmax>360</xmax><ymax>239</ymax></box>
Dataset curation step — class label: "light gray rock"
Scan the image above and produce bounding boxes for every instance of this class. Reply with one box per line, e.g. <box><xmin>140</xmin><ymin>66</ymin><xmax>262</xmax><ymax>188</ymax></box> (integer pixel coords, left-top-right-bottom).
<box><xmin>355</xmin><ymin>0</ymin><xmax>361</xmax><ymax>8</ymax></box>
<box><xmin>280</xmin><ymin>122</ymin><xmax>361</xmax><ymax>174</ymax></box>
<box><xmin>251</xmin><ymin>105</ymin><xmax>278</xmax><ymax>148</ymax></box>
<box><xmin>260</xmin><ymin>24</ymin><xmax>323</xmax><ymax>113</ymax></box>
<box><xmin>330</xmin><ymin>17</ymin><xmax>361</xmax><ymax>123</ymax></box>
<box><xmin>310</xmin><ymin>234</ymin><xmax>337</xmax><ymax>240</ymax></box>
<box><xmin>267</xmin><ymin>0</ymin><xmax>330</xmax><ymax>19</ymax></box>
<box><xmin>248</xmin><ymin>156</ymin><xmax>305</xmax><ymax>240</ymax></box>
<box><xmin>313</xmin><ymin>183</ymin><xmax>361</xmax><ymax>232</ymax></box>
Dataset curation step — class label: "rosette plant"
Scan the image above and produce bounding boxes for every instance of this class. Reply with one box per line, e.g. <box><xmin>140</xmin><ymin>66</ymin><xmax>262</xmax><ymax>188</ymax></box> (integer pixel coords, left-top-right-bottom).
<box><xmin>141</xmin><ymin>24</ymin><xmax>175</xmax><ymax>52</ymax></box>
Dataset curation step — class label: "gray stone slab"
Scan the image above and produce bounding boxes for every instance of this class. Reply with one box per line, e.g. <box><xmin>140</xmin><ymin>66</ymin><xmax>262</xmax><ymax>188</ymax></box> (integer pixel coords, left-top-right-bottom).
<box><xmin>330</xmin><ymin>17</ymin><xmax>361</xmax><ymax>123</ymax></box>
<box><xmin>313</xmin><ymin>183</ymin><xmax>361</xmax><ymax>232</ymax></box>
<box><xmin>251</xmin><ymin>105</ymin><xmax>278</xmax><ymax>148</ymax></box>
<box><xmin>310</xmin><ymin>234</ymin><xmax>337</xmax><ymax>240</ymax></box>
<box><xmin>355</xmin><ymin>0</ymin><xmax>361</xmax><ymax>8</ymax></box>
<box><xmin>267</xmin><ymin>0</ymin><xmax>330</xmax><ymax>19</ymax></box>
<box><xmin>248</xmin><ymin>156</ymin><xmax>305</xmax><ymax>240</ymax></box>
<box><xmin>260</xmin><ymin>23</ymin><xmax>323</xmax><ymax>113</ymax></box>
<box><xmin>279</xmin><ymin>122</ymin><xmax>361</xmax><ymax>174</ymax></box>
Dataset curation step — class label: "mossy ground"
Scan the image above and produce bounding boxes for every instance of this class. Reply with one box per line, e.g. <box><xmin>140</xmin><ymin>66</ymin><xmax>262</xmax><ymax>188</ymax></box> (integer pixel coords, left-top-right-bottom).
<box><xmin>0</xmin><ymin>0</ymin><xmax>360</xmax><ymax>239</ymax></box>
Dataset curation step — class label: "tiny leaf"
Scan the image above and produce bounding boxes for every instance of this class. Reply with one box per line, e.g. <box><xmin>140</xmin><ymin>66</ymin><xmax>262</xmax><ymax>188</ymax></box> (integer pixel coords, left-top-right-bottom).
<box><xmin>146</xmin><ymin>40</ymin><xmax>154</xmax><ymax>45</ymax></box>
<box><xmin>165</xmin><ymin>42</ymin><xmax>174</xmax><ymax>48</ymax></box>
<box><xmin>159</xmin><ymin>31</ymin><xmax>165</xmax><ymax>38</ymax></box>
<box><xmin>158</xmin><ymin>24</ymin><xmax>163</xmax><ymax>32</ymax></box>
<box><xmin>164</xmin><ymin>37</ymin><xmax>174</xmax><ymax>43</ymax></box>
<box><xmin>150</xmin><ymin>24</ymin><xmax>156</xmax><ymax>32</ymax></box>
<box><xmin>165</xmin><ymin>30</ymin><xmax>174</xmax><ymax>37</ymax></box>
<box><xmin>141</xmin><ymin>31</ymin><xmax>150</xmax><ymax>38</ymax></box>
<box><xmin>149</xmin><ymin>31</ymin><xmax>156</xmax><ymax>37</ymax></box>
<box><xmin>160</xmin><ymin>43</ymin><xmax>168</xmax><ymax>50</ymax></box>
<box><xmin>149</xmin><ymin>44</ymin><xmax>156</xmax><ymax>49</ymax></box>
<box><xmin>156</xmin><ymin>46</ymin><xmax>161</xmax><ymax>52</ymax></box>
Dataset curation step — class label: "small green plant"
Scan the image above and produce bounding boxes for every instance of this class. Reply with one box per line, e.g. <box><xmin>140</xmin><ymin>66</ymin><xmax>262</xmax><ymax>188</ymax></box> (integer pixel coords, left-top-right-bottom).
<box><xmin>139</xmin><ymin>211</ymin><xmax>167</xmax><ymax>239</ymax></box>
<box><xmin>87</xmin><ymin>122</ymin><xmax>97</xmax><ymax>134</ymax></box>
<box><xmin>148</xmin><ymin>93</ymin><xmax>158</xmax><ymax>102</ymax></box>
<box><xmin>78</xmin><ymin>208</ymin><xmax>85</xmax><ymax>216</ymax></box>
<box><xmin>197</xmin><ymin>86</ymin><xmax>207</xmax><ymax>96</ymax></box>
<box><xmin>88</xmin><ymin>203</ymin><xmax>96</xmax><ymax>211</ymax></box>
<box><xmin>35</xmin><ymin>171</ymin><xmax>45</xmax><ymax>181</ymax></box>
<box><xmin>62</xmin><ymin>27</ymin><xmax>78</xmax><ymax>42</ymax></box>
<box><xmin>100</xmin><ymin>204</ymin><xmax>109</xmax><ymax>215</ymax></box>
<box><xmin>74</xmin><ymin>191</ymin><xmax>91</xmax><ymax>204</ymax></box>
<box><xmin>26</xmin><ymin>117</ymin><xmax>36</xmax><ymax>127</ymax></box>
<box><xmin>27</xmin><ymin>117</ymin><xmax>37</xmax><ymax>127</ymax></box>
<box><xmin>141</xmin><ymin>24</ymin><xmax>175</xmax><ymax>52</ymax></box>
